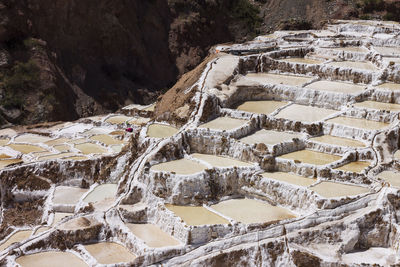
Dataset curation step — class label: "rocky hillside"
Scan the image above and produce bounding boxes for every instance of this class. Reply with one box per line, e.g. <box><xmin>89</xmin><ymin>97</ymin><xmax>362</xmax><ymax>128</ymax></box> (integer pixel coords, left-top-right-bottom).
<box><xmin>0</xmin><ymin>0</ymin><xmax>399</xmax><ymax>126</ymax></box>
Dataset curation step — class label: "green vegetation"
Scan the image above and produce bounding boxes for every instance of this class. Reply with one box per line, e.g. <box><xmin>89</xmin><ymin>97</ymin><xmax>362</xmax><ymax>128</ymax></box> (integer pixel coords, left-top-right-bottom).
<box><xmin>230</xmin><ymin>0</ymin><xmax>263</xmax><ymax>34</ymax></box>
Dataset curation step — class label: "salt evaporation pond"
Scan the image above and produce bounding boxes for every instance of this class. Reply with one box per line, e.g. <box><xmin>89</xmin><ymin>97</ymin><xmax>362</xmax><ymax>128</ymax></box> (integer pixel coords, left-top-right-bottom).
<box><xmin>335</xmin><ymin>161</ymin><xmax>370</xmax><ymax>173</ymax></box>
<box><xmin>311</xmin><ymin>181</ymin><xmax>370</xmax><ymax>198</ymax></box>
<box><xmin>0</xmin><ymin>158</ymin><xmax>22</xmax><ymax>169</ymax></box>
<box><xmin>84</xmin><ymin>242</ymin><xmax>136</xmax><ymax>264</ymax></box>
<box><xmin>89</xmin><ymin>134</ymin><xmax>125</xmax><ymax>145</ymax></box>
<box><xmin>279</xmin><ymin>57</ymin><xmax>324</xmax><ymax>64</ymax></box>
<box><xmin>52</xmin><ymin>212</ymin><xmax>73</xmax><ymax>226</ymax></box>
<box><xmin>191</xmin><ymin>153</ymin><xmax>252</xmax><ymax>167</ymax></box>
<box><xmin>0</xmin><ymin>230</ymin><xmax>32</xmax><ymax>251</ymax></box>
<box><xmin>45</xmin><ymin>137</ymin><xmax>71</xmax><ymax>146</ymax></box>
<box><xmin>331</xmin><ymin>46</ymin><xmax>368</xmax><ymax>52</ymax></box>
<box><xmin>240</xmin><ymin>129</ymin><xmax>303</xmax><ymax>145</ymax></box>
<box><xmin>354</xmin><ymin>101</ymin><xmax>400</xmax><ymax>112</ymax></box>
<box><xmin>150</xmin><ymin>158</ymin><xmax>207</xmax><ymax>175</ymax></box>
<box><xmin>210</xmin><ymin>198</ymin><xmax>296</xmax><ymax>224</ymax></box>
<box><xmin>326</xmin><ymin>116</ymin><xmax>389</xmax><ymax>130</ymax></box>
<box><xmin>38</xmin><ymin>152</ymin><xmax>76</xmax><ymax>161</ymax></box>
<box><xmin>75</xmin><ymin>142</ymin><xmax>108</xmax><ymax>154</ymax></box>
<box><xmin>242</xmin><ymin>73</ymin><xmax>313</xmax><ymax>86</ymax></box>
<box><xmin>58</xmin><ymin>216</ymin><xmax>98</xmax><ymax>231</ymax></box>
<box><xmin>16</xmin><ymin>251</ymin><xmax>88</xmax><ymax>267</ymax></box>
<box><xmin>275</xmin><ymin>104</ymin><xmax>337</xmax><ymax>122</ymax></box>
<box><xmin>14</xmin><ymin>134</ymin><xmax>52</xmax><ymax>143</ymax></box>
<box><xmin>53</xmin><ymin>144</ymin><xmax>70</xmax><ymax>152</ymax></box>
<box><xmin>310</xmin><ymin>135</ymin><xmax>365</xmax><ymax>147</ymax></box>
<box><xmin>127</xmin><ymin>223</ymin><xmax>181</xmax><ymax>248</ymax></box>
<box><xmin>378</xmin><ymin>171</ymin><xmax>400</xmax><ymax>188</ymax></box>
<box><xmin>342</xmin><ymin>247</ymin><xmax>398</xmax><ymax>266</ymax></box>
<box><xmin>327</xmin><ymin>61</ymin><xmax>378</xmax><ymax>71</ymax></box>
<box><xmin>373</xmin><ymin>46</ymin><xmax>400</xmax><ymax>55</ymax></box>
<box><xmin>199</xmin><ymin>117</ymin><xmax>248</xmax><ymax>131</ymax></box>
<box><xmin>0</xmin><ymin>138</ymin><xmax>9</xmax><ymax>146</ymax></box>
<box><xmin>64</xmin><ymin>156</ymin><xmax>88</xmax><ymax>161</ymax></box>
<box><xmin>305</xmin><ymin>80</ymin><xmax>365</xmax><ymax>94</ymax></box>
<box><xmin>376</xmin><ymin>83</ymin><xmax>400</xmax><ymax>90</ymax></box>
<box><xmin>146</xmin><ymin>123</ymin><xmax>179</xmax><ymax>138</ymax></box>
<box><xmin>165</xmin><ymin>204</ymin><xmax>229</xmax><ymax>226</ymax></box>
<box><xmin>105</xmin><ymin>115</ymin><xmax>133</xmax><ymax>124</ymax></box>
<box><xmin>83</xmin><ymin>184</ymin><xmax>117</xmax><ymax>203</ymax></box>
<box><xmin>261</xmin><ymin>172</ymin><xmax>316</xmax><ymax>187</ymax></box>
<box><xmin>8</xmin><ymin>144</ymin><xmax>46</xmax><ymax>154</ymax></box>
<box><xmin>278</xmin><ymin>150</ymin><xmax>341</xmax><ymax>165</ymax></box>
<box><xmin>53</xmin><ymin>186</ymin><xmax>88</xmax><ymax>205</ymax></box>
<box><xmin>236</xmin><ymin>100</ymin><xmax>287</xmax><ymax>115</ymax></box>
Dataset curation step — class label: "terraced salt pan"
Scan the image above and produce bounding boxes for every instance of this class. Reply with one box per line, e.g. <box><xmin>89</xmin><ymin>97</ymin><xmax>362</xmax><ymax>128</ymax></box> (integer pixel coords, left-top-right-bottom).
<box><xmin>16</xmin><ymin>251</ymin><xmax>88</xmax><ymax>267</ymax></box>
<box><xmin>354</xmin><ymin>101</ymin><xmax>400</xmax><ymax>112</ymax></box>
<box><xmin>241</xmin><ymin>73</ymin><xmax>313</xmax><ymax>86</ymax></box>
<box><xmin>335</xmin><ymin>161</ymin><xmax>370</xmax><ymax>173</ymax></box>
<box><xmin>279</xmin><ymin>57</ymin><xmax>324</xmax><ymax>64</ymax></box>
<box><xmin>83</xmin><ymin>127</ymin><xmax>112</xmax><ymax>135</ymax></box>
<box><xmin>0</xmin><ymin>158</ymin><xmax>22</xmax><ymax>169</ymax></box>
<box><xmin>52</xmin><ymin>212</ymin><xmax>73</xmax><ymax>226</ymax></box>
<box><xmin>8</xmin><ymin>144</ymin><xmax>47</xmax><ymax>154</ymax></box>
<box><xmin>83</xmin><ymin>184</ymin><xmax>117</xmax><ymax>203</ymax></box>
<box><xmin>199</xmin><ymin>117</ymin><xmax>249</xmax><ymax>131</ymax></box>
<box><xmin>240</xmin><ymin>129</ymin><xmax>303</xmax><ymax>145</ymax></box>
<box><xmin>64</xmin><ymin>156</ymin><xmax>88</xmax><ymax>161</ymax></box>
<box><xmin>45</xmin><ymin>137</ymin><xmax>71</xmax><ymax>146</ymax></box>
<box><xmin>311</xmin><ymin>182</ymin><xmax>370</xmax><ymax>198</ymax></box>
<box><xmin>383</xmin><ymin>57</ymin><xmax>400</xmax><ymax>64</ymax></box>
<box><xmin>261</xmin><ymin>172</ymin><xmax>316</xmax><ymax>187</ymax></box>
<box><xmin>68</xmin><ymin>138</ymin><xmax>88</xmax><ymax>144</ymax></box>
<box><xmin>166</xmin><ymin>204</ymin><xmax>229</xmax><ymax>226</ymax></box>
<box><xmin>0</xmin><ymin>138</ymin><xmax>9</xmax><ymax>146</ymax></box>
<box><xmin>105</xmin><ymin>115</ymin><xmax>133</xmax><ymax>124</ymax></box>
<box><xmin>53</xmin><ymin>186</ymin><xmax>88</xmax><ymax>205</ymax></box>
<box><xmin>305</xmin><ymin>81</ymin><xmax>365</xmax><ymax>94</ymax></box>
<box><xmin>85</xmin><ymin>242</ymin><xmax>136</xmax><ymax>264</ymax></box>
<box><xmin>89</xmin><ymin>134</ymin><xmax>124</xmax><ymax>145</ymax></box>
<box><xmin>376</xmin><ymin>83</ymin><xmax>400</xmax><ymax>90</ymax></box>
<box><xmin>326</xmin><ymin>116</ymin><xmax>390</xmax><ymax>130</ymax></box>
<box><xmin>38</xmin><ymin>152</ymin><xmax>76</xmax><ymax>161</ymax></box>
<box><xmin>210</xmin><ymin>198</ymin><xmax>296</xmax><ymax>224</ymax></box>
<box><xmin>373</xmin><ymin>46</ymin><xmax>400</xmax><ymax>56</ymax></box>
<box><xmin>146</xmin><ymin>123</ymin><xmax>179</xmax><ymax>138</ymax></box>
<box><xmin>57</xmin><ymin>216</ymin><xmax>98</xmax><ymax>230</ymax></box>
<box><xmin>127</xmin><ymin>223</ymin><xmax>181</xmax><ymax>248</ymax></box>
<box><xmin>128</xmin><ymin>117</ymin><xmax>151</xmax><ymax>126</ymax></box>
<box><xmin>14</xmin><ymin>134</ymin><xmax>52</xmax><ymax>143</ymax></box>
<box><xmin>330</xmin><ymin>46</ymin><xmax>368</xmax><ymax>52</ymax></box>
<box><xmin>236</xmin><ymin>100</ymin><xmax>288</xmax><ymax>115</ymax></box>
<box><xmin>342</xmin><ymin>247</ymin><xmax>398</xmax><ymax>266</ymax></box>
<box><xmin>0</xmin><ymin>230</ymin><xmax>32</xmax><ymax>251</ymax></box>
<box><xmin>53</xmin><ymin>144</ymin><xmax>70</xmax><ymax>152</ymax></box>
<box><xmin>327</xmin><ymin>61</ymin><xmax>378</xmax><ymax>71</ymax></box>
<box><xmin>378</xmin><ymin>171</ymin><xmax>400</xmax><ymax>188</ymax></box>
<box><xmin>191</xmin><ymin>153</ymin><xmax>253</xmax><ymax>167</ymax></box>
<box><xmin>310</xmin><ymin>135</ymin><xmax>365</xmax><ymax>147</ymax></box>
<box><xmin>278</xmin><ymin>150</ymin><xmax>341</xmax><ymax>165</ymax></box>
<box><xmin>150</xmin><ymin>159</ymin><xmax>207</xmax><ymax>175</ymax></box>
<box><xmin>75</xmin><ymin>142</ymin><xmax>108</xmax><ymax>154</ymax></box>
<box><xmin>275</xmin><ymin>104</ymin><xmax>337</xmax><ymax>123</ymax></box>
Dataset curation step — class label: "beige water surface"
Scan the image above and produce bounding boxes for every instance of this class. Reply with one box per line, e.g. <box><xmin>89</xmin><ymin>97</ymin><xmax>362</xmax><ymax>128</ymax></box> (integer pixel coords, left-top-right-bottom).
<box><xmin>85</xmin><ymin>242</ymin><xmax>136</xmax><ymax>264</ymax></box>
<box><xmin>105</xmin><ymin>115</ymin><xmax>133</xmax><ymax>124</ymax></box>
<box><xmin>236</xmin><ymin>100</ymin><xmax>288</xmax><ymax>115</ymax></box>
<box><xmin>305</xmin><ymin>81</ymin><xmax>365</xmax><ymax>94</ymax></box>
<box><xmin>14</xmin><ymin>134</ymin><xmax>52</xmax><ymax>144</ymax></box>
<box><xmin>0</xmin><ymin>158</ymin><xmax>23</xmax><ymax>169</ymax></box>
<box><xmin>90</xmin><ymin>134</ymin><xmax>124</xmax><ymax>145</ymax></box>
<box><xmin>278</xmin><ymin>150</ymin><xmax>341</xmax><ymax>165</ymax></box>
<box><xmin>327</xmin><ymin>61</ymin><xmax>378</xmax><ymax>71</ymax></box>
<box><xmin>378</xmin><ymin>171</ymin><xmax>400</xmax><ymax>188</ymax></box>
<box><xmin>240</xmin><ymin>129</ymin><xmax>303</xmax><ymax>145</ymax></box>
<box><xmin>147</xmin><ymin>124</ymin><xmax>179</xmax><ymax>138</ymax></box>
<box><xmin>210</xmin><ymin>198</ymin><xmax>296</xmax><ymax>224</ymax></box>
<box><xmin>310</xmin><ymin>135</ymin><xmax>365</xmax><ymax>147</ymax></box>
<box><xmin>376</xmin><ymin>83</ymin><xmax>400</xmax><ymax>90</ymax></box>
<box><xmin>191</xmin><ymin>153</ymin><xmax>252</xmax><ymax>167</ymax></box>
<box><xmin>8</xmin><ymin>144</ymin><xmax>47</xmax><ymax>154</ymax></box>
<box><xmin>75</xmin><ymin>142</ymin><xmax>108</xmax><ymax>154</ymax></box>
<box><xmin>335</xmin><ymin>161</ymin><xmax>370</xmax><ymax>173</ymax></box>
<box><xmin>354</xmin><ymin>101</ymin><xmax>400</xmax><ymax>112</ymax></box>
<box><xmin>199</xmin><ymin>117</ymin><xmax>249</xmax><ymax>131</ymax></box>
<box><xmin>261</xmin><ymin>172</ymin><xmax>316</xmax><ymax>187</ymax></box>
<box><xmin>311</xmin><ymin>181</ymin><xmax>370</xmax><ymax>198</ymax></box>
<box><xmin>0</xmin><ymin>230</ymin><xmax>32</xmax><ymax>251</ymax></box>
<box><xmin>127</xmin><ymin>223</ymin><xmax>181</xmax><ymax>248</ymax></box>
<box><xmin>53</xmin><ymin>186</ymin><xmax>88</xmax><ymax>205</ymax></box>
<box><xmin>275</xmin><ymin>104</ymin><xmax>337</xmax><ymax>122</ymax></box>
<box><xmin>84</xmin><ymin>184</ymin><xmax>118</xmax><ymax>203</ymax></box>
<box><xmin>242</xmin><ymin>73</ymin><xmax>313</xmax><ymax>86</ymax></box>
<box><xmin>326</xmin><ymin>116</ymin><xmax>389</xmax><ymax>130</ymax></box>
<box><xmin>165</xmin><ymin>204</ymin><xmax>229</xmax><ymax>226</ymax></box>
<box><xmin>279</xmin><ymin>57</ymin><xmax>323</xmax><ymax>64</ymax></box>
<box><xmin>0</xmin><ymin>138</ymin><xmax>9</xmax><ymax>146</ymax></box>
<box><xmin>16</xmin><ymin>251</ymin><xmax>88</xmax><ymax>267</ymax></box>
<box><xmin>374</xmin><ymin>46</ymin><xmax>400</xmax><ymax>55</ymax></box>
<box><xmin>150</xmin><ymin>158</ymin><xmax>207</xmax><ymax>175</ymax></box>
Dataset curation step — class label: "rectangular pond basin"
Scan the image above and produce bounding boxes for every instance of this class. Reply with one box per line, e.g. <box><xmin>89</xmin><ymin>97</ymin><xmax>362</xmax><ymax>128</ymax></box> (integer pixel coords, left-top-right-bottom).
<box><xmin>327</xmin><ymin>61</ymin><xmax>378</xmax><ymax>71</ymax></box>
<box><xmin>84</xmin><ymin>242</ymin><xmax>136</xmax><ymax>265</ymax></box>
<box><xmin>210</xmin><ymin>198</ymin><xmax>296</xmax><ymax>224</ymax></box>
<box><xmin>53</xmin><ymin>144</ymin><xmax>70</xmax><ymax>152</ymax></box>
<box><xmin>57</xmin><ymin>216</ymin><xmax>99</xmax><ymax>231</ymax></box>
<box><xmin>63</xmin><ymin>155</ymin><xmax>88</xmax><ymax>161</ymax></box>
<box><xmin>342</xmin><ymin>247</ymin><xmax>398</xmax><ymax>266</ymax></box>
<box><xmin>311</xmin><ymin>181</ymin><xmax>370</xmax><ymax>198</ymax></box>
<box><xmin>75</xmin><ymin>142</ymin><xmax>108</xmax><ymax>154</ymax></box>
<box><xmin>105</xmin><ymin>115</ymin><xmax>134</xmax><ymax>124</ymax></box>
<box><xmin>376</xmin><ymin>83</ymin><xmax>400</xmax><ymax>91</ymax></box>
<box><xmin>14</xmin><ymin>134</ymin><xmax>52</xmax><ymax>144</ymax></box>
<box><xmin>146</xmin><ymin>124</ymin><xmax>179</xmax><ymax>138</ymax></box>
<box><xmin>261</xmin><ymin>172</ymin><xmax>316</xmax><ymax>187</ymax></box>
<box><xmin>278</xmin><ymin>150</ymin><xmax>341</xmax><ymax>165</ymax></box>
<box><xmin>127</xmin><ymin>223</ymin><xmax>181</xmax><ymax>248</ymax></box>
<box><xmin>191</xmin><ymin>153</ymin><xmax>253</xmax><ymax>168</ymax></box>
<box><xmin>0</xmin><ymin>138</ymin><xmax>10</xmax><ymax>146</ymax></box>
<box><xmin>335</xmin><ymin>161</ymin><xmax>370</xmax><ymax>173</ymax></box>
<box><xmin>354</xmin><ymin>101</ymin><xmax>400</xmax><ymax>112</ymax></box>
<box><xmin>275</xmin><ymin>104</ymin><xmax>337</xmax><ymax>123</ymax></box>
<box><xmin>83</xmin><ymin>184</ymin><xmax>118</xmax><ymax>204</ymax></box>
<box><xmin>240</xmin><ymin>129</ymin><xmax>303</xmax><ymax>145</ymax></box>
<box><xmin>373</xmin><ymin>46</ymin><xmax>400</xmax><ymax>56</ymax></box>
<box><xmin>165</xmin><ymin>204</ymin><xmax>229</xmax><ymax>226</ymax></box>
<box><xmin>150</xmin><ymin>158</ymin><xmax>207</xmax><ymax>175</ymax></box>
<box><xmin>305</xmin><ymin>81</ymin><xmax>365</xmax><ymax>94</ymax></box>
<box><xmin>241</xmin><ymin>73</ymin><xmax>314</xmax><ymax>87</ymax></box>
<box><xmin>326</xmin><ymin>116</ymin><xmax>390</xmax><ymax>130</ymax></box>
<box><xmin>7</xmin><ymin>144</ymin><xmax>47</xmax><ymax>154</ymax></box>
<box><xmin>378</xmin><ymin>171</ymin><xmax>400</xmax><ymax>188</ymax></box>
<box><xmin>53</xmin><ymin>186</ymin><xmax>89</xmax><ymax>205</ymax></box>
<box><xmin>0</xmin><ymin>230</ymin><xmax>33</xmax><ymax>251</ymax></box>
<box><xmin>330</xmin><ymin>46</ymin><xmax>368</xmax><ymax>53</ymax></box>
<box><xmin>310</xmin><ymin>135</ymin><xmax>365</xmax><ymax>148</ymax></box>
<box><xmin>0</xmin><ymin>158</ymin><xmax>23</xmax><ymax>169</ymax></box>
<box><xmin>199</xmin><ymin>117</ymin><xmax>249</xmax><ymax>131</ymax></box>
<box><xmin>38</xmin><ymin>152</ymin><xmax>76</xmax><ymax>161</ymax></box>
<box><xmin>236</xmin><ymin>100</ymin><xmax>288</xmax><ymax>115</ymax></box>
<box><xmin>16</xmin><ymin>251</ymin><xmax>88</xmax><ymax>267</ymax></box>
<box><xmin>279</xmin><ymin>57</ymin><xmax>324</xmax><ymax>64</ymax></box>
<box><xmin>89</xmin><ymin>134</ymin><xmax>125</xmax><ymax>145</ymax></box>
